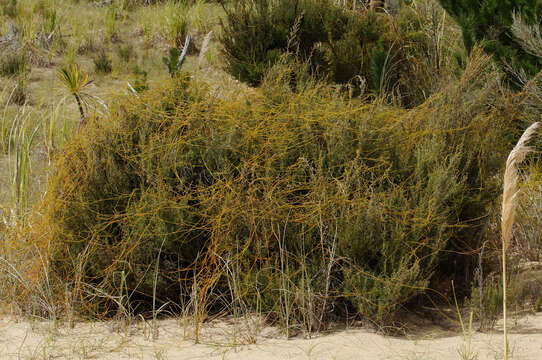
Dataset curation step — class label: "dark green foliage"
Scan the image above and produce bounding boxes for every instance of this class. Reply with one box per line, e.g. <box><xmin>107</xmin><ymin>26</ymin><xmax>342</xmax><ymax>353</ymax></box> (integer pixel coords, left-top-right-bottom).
<box><xmin>370</xmin><ymin>40</ymin><xmax>389</xmax><ymax>94</ymax></box>
<box><xmin>220</xmin><ymin>0</ymin><xmax>459</xmax><ymax>106</ymax></box>
<box><xmin>0</xmin><ymin>52</ymin><xmax>27</xmax><ymax>77</ymax></box>
<box><xmin>438</xmin><ymin>0</ymin><xmax>542</xmax><ymax>79</ymax></box>
<box><xmin>163</xmin><ymin>47</ymin><xmax>181</xmax><ymax>77</ymax></box>
<box><xmin>220</xmin><ymin>0</ymin><xmax>391</xmax><ymax>89</ymax></box>
<box><xmin>116</xmin><ymin>44</ymin><xmax>135</xmax><ymax>64</ymax></box>
<box><xmin>163</xmin><ymin>38</ymin><xmax>189</xmax><ymax>77</ymax></box>
<box><xmin>131</xmin><ymin>65</ymin><xmax>148</xmax><ymax>92</ymax></box>
<box><xmin>93</xmin><ymin>49</ymin><xmax>112</xmax><ymax>74</ymax></box>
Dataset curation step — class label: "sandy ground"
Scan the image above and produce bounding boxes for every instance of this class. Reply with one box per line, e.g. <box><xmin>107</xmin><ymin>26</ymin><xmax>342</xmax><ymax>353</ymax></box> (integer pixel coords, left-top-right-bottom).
<box><xmin>1</xmin><ymin>312</ymin><xmax>541</xmax><ymax>360</ymax></box>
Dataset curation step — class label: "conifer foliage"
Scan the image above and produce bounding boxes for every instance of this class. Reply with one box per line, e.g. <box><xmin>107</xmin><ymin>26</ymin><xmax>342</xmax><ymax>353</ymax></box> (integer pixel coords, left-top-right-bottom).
<box><xmin>438</xmin><ymin>0</ymin><xmax>542</xmax><ymax>77</ymax></box>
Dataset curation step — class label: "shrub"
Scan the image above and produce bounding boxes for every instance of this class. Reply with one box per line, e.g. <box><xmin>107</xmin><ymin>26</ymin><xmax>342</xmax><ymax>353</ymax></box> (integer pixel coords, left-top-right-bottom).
<box><xmin>220</xmin><ymin>0</ymin><xmax>384</xmax><ymax>87</ymax></box>
<box><xmin>0</xmin><ymin>52</ymin><xmax>27</xmax><ymax>77</ymax></box>
<box><xmin>438</xmin><ymin>0</ymin><xmax>542</xmax><ymax>80</ymax></box>
<box><xmin>163</xmin><ymin>41</ymin><xmax>189</xmax><ymax>77</ymax></box>
<box><xmin>116</xmin><ymin>44</ymin><xmax>135</xmax><ymax>64</ymax></box>
<box><xmin>131</xmin><ymin>65</ymin><xmax>148</xmax><ymax>92</ymax></box>
<box><xmin>220</xmin><ymin>0</ymin><xmax>460</xmax><ymax>106</ymax></box>
<box><xmin>93</xmin><ymin>49</ymin><xmax>113</xmax><ymax>74</ymax></box>
<box><xmin>31</xmin><ymin>51</ymin><xmax>519</xmax><ymax>328</ymax></box>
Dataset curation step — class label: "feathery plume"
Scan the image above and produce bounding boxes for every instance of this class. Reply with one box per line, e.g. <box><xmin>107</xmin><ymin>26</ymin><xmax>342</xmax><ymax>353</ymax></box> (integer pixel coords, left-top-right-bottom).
<box><xmin>197</xmin><ymin>31</ymin><xmax>213</xmax><ymax>69</ymax></box>
<box><xmin>501</xmin><ymin>121</ymin><xmax>539</xmax><ymax>360</ymax></box>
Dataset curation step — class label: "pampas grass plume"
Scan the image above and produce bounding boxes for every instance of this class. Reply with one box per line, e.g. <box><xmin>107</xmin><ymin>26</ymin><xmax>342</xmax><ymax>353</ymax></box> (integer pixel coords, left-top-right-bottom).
<box><xmin>197</xmin><ymin>31</ymin><xmax>213</xmax><ymax>68</ymax></box>
<box><xmin>501</xmin><ymin>121</ymin><xmax>540</xmax><ymax>360</ymax></box>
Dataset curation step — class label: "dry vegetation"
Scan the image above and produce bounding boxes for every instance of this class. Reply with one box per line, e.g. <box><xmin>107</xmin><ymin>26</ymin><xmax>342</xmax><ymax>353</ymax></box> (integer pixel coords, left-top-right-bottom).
<box><xmin>0</xmin><ymin>0</ymin><xmax>541</xmax><ymax>359</ymax></box>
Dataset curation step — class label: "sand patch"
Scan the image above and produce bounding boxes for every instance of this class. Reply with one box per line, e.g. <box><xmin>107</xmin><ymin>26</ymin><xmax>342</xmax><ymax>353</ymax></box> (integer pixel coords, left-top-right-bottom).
<box><xmin>1</xmin><ymin>312</ymin><xmax>541</xmax><ymax>359</ymax></box>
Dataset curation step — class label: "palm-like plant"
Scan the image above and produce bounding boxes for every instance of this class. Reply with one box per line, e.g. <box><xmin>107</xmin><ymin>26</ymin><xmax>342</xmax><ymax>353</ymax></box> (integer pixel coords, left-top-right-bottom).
<box><xmin>57</xmin><ymin>63</ymin><xmax>92</xmax><ymax>125</ymax></box>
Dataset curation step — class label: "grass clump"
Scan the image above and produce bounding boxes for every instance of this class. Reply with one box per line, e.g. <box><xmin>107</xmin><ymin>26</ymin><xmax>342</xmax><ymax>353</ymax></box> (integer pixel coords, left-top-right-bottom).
<box><xmin>116</xmin><ymin>44</ymin><xmax>135</xmax><ymax>64</ymax></box>
<box><xmin>0</xmin><ymin>52</ymin><xmax>27</xmax><ymax>77</ymax></box>
<box><xmin>93</xmin><ymin>49</ymin><xmax>113</xmax><ymax>74</ymax></box>
<box><xmin>130</xmin><ymin>65</ymin><xmax>148</xmax><ymax>93</ymax></box>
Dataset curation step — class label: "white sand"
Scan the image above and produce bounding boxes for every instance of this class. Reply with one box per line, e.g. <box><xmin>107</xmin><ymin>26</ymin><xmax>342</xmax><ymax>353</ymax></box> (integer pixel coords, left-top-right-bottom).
<box><xmin>1</xmin><ymin>312</ymin><xmax>541</xmax><ymax>359</ymax></box>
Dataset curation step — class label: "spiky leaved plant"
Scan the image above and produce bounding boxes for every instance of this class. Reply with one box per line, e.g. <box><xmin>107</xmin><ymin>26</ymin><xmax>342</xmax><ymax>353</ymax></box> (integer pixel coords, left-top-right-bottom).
<box><xmin>501</xmin><ymin>121</ymin><xmax>540</xmax><ymax>360</ymax></box>
<box><xmin>57</xmin><ymin>63</ymin><xmax>92</xmax><ymax>125</ymax></box>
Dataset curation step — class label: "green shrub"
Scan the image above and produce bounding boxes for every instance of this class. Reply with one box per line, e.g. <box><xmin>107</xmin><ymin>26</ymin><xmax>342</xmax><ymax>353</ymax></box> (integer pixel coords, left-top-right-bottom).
<box><xmin>220</xmin><ymin>0</ymin><xmax>460</xmax><ymax>106</ymax></box>
<box><xmin>438</xmin><ymin>0</ymin><xmax>542</xmax><ymax>80</ymax></box>
<box><xmin>93</xmin><ymin>49</ymin><xmax>112</xmax><ymax>74</ymax></box>
<box><xmin>131</xmin><ymin>65</ymin><xmax>148</xmax><ymax>93</ymax></box>
<box><xmin>163</xmin><ymin>44</ymin><xmax>189</xmax><ymax>77</ymax></box>
<box><xmin>220</xmin><ymin>0</ymin><xmax>385</xmax><ymax>88</ymax></box>
<box><xmin>36</xmin><ymin>51</ymin><xmax>518</xmax><ymax>327</ymax></box>
<box><xmin>0</xmin><ymin>52</ymin><xmax>27</xmax><ymax>77</ymax></box>
<box><xmin>116</xmin><ymin>44</ymin><xmax>135</xmax><ymax>64</ymax></box>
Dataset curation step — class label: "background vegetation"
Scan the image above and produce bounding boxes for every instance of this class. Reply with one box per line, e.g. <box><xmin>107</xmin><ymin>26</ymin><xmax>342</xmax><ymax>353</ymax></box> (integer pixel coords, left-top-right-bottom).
<box><xmin>438</xmin><ymin>0</ymin><xmax>542</xmax><ymax>82</ymax></box>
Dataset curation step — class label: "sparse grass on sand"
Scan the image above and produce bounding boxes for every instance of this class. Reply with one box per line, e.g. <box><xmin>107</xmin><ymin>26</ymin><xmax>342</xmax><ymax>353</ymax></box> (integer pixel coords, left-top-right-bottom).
<box><xmin>1</xmin><ymin>312</ymin><xmax>542</xmax><ymax>360</ymax></box>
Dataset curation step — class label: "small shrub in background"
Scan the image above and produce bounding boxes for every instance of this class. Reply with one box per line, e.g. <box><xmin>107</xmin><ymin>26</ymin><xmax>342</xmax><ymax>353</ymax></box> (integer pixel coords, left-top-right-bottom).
<box><xmin>93</xmin><ymin>49</ymin><xmax>113</xmax><ymax>74</ymax></box>
<box><xmin>1</xmin><ymin>0</ymin><xmax>19</xmax><ymax>18</ymax></box>
<box><xmin>220</xmin><ymin>0</ymin><xmax>461</xmax><ymax>107</ymax></box>
<box><xmin>220</xmin><ymin>0</ymin><xmax>378</xmax><ymax>87</ymax></box>
<box><xmin>163</xmin><ymin>37</ymin><xmax>189</xmax><ymax>77</ymax></box>
<box><xmin>0</xmin><ymin>52</ymin><xmax>27</xmax><ymax>77</ymax></box>
<box><xmin>116</xmin><ymin>44</ymin><xmax>135</xmax><ymax>64</ymax></box>
<box><xmin>163</xmin><ymin>47</ymin><xmax>181</xmax><ymax>76</ymax></box>
<box><xmin>438</xmin><ymin>0</ymin><xmax>542</xmax><ymax>81</ymax></box>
